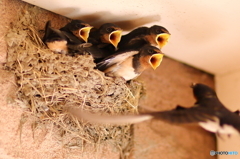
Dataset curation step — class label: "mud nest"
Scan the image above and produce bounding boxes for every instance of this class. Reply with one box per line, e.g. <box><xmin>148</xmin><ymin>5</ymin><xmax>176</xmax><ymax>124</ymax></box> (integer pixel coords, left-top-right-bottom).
<box><xmin>4</xmin><ymin>8</ymin><xmax>145</xmax><ymax>157</ymax></box>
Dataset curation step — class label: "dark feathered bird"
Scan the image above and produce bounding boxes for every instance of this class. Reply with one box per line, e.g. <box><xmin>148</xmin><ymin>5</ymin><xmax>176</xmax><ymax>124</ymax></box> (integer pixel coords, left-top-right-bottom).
<box><xmin>60</xmin><ymin>20</ymin><xmax>93</xmax><ymax>43</ymax></box>
<box><xmin>68</xmin><ymin>83</ymin><xmax>240</xmax><ymax>136</ymax></box>
<box><xmin>148</xmin><ymin>83</ymin><xmax>240</xmax><ymax>136</ymax></box>
<box><xmin>118</xmin><ymin>25</ymin><xmax>170</xmax><ymax>51</ymax></box>
<box><xmin>42</xmin><ymin>21</ymin><xmax>68</xmax><ymax>54</ymax></box>
<box><xmin>43</xmin><ymin>20</ymin><xmax>95</xmax><ymax>55</ymax></box>
<box><xmin>89</xmin><ymin>23</ymin><xmax>122</xmax><ymax>48</ymax></box>
<box><xmin>96</xmin><ymin>45</ymin><xmax>164</xmax><ymax>81</ymax></box>
<box><xmin>88</xmin><ymin>23</ymin><xmax>122</xmax><ymax>60</ymax></box>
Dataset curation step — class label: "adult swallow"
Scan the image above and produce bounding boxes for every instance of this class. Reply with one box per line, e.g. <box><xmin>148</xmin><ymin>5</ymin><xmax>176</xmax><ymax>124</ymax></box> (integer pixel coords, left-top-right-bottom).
<box><xmin>147</xmin><ymin>83</ymin><xmax>240</xmax><ymax>136</ymax></box>
<box><xmin>42</xmin><ymin>21</ymin><xmax>68</xmax><ymax>54</ymax></box>
<box><xmin>96</xmin><ymin>45</ymin><xmax>164</xmax><ymax>81</ymax></box>
<box><xmin>68</xmin><ymin>83</ymin><xmax>240</xmax><ymax>136</ymax></box>
<box><xmin>60</xmin><ymin>20</ymin><xmax>93</xmax><ymax>43</ymax></box>
<box><xmin>89</xmin><ymin>23</ymin><xmax>122</xmax><ymax>50</ymax></box>
<box><xmin>118</xmin><ymin>25</ymin><xmax>170</xmax><ymax>51</ymax></box>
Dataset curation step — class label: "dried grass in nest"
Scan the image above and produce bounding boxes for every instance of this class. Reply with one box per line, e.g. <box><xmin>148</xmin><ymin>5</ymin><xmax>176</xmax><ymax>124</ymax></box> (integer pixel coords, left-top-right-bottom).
<box><xmin>4</xmin><ymin>7</ymin><xmax>145</xmax><ymax>157</ymax></box>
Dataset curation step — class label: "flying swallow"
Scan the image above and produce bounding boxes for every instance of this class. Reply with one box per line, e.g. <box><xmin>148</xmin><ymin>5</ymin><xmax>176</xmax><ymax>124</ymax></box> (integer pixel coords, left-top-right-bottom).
<box><xmin>42</xmin><ymin>21</ymin><xmax>68</xmax><ymax>54</ymax></box>
<box><xmin>147</xmin><ymin>83</ymin><xmax>240</xmax><ymax>136</ymax></box>
<box><xmin>96</xmin><ymin>45</ymin><xmax>164</xmax><ymax>81</ymax></box>
<box><xmin>68</xmin><ymin>83</ymin><xmax>240</xmax><ymax>136</ymax></box>
<box><xmin>60</xmin><ymin>20</ymin><xmax>93</xmax><ymax>43</ymax></box>
<box><xmin>118</xmin><ymin>25</ymin><xmax>170</xmax><ymax>51</ymax></box>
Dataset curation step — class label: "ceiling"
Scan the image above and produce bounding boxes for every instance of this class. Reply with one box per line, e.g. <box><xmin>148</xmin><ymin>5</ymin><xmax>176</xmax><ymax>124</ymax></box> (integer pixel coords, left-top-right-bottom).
<box><xmin>23</xmin><ymin>0</ymin><xmax>240</xmax><ymax>75</ymax></box>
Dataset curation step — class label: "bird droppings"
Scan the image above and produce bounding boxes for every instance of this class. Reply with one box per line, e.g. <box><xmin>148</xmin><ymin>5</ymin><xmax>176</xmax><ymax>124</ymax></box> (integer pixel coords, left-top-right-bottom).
<box><xmin>4</xmin><ymin>8</ymin><xmax>145</xmax><ymax>158</ymax></box>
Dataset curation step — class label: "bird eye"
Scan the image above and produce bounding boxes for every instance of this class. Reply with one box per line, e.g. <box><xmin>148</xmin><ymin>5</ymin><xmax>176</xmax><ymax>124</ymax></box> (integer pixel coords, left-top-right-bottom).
<box><xmin>76</xmin><ymin>23</ymin><xmax>83</xmax><ymax>28</ymax></box>
<box><xmin>148</xmin><ymin>49</ymin><xmax>154</xmax><ymax>54</ymax></box>
<box><xmin>106</xmin><ymin>27</ymin><xmax>114</xmax><ymax>32</ymax></box>
<box><xmin>155</xmin><ymin>29</ymin><xmax>161</xmax><ymax>34</ymax></box>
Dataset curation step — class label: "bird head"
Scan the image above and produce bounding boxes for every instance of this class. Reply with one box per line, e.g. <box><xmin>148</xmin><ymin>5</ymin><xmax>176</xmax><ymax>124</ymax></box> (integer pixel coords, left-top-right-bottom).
<box><xmin>69</xmin><ymin>20</ymin><xmax>93</xmax><ymax>42</ymax></box>
<box><xmin>99</xmin><ymin>23</ymin><xmax>122</xmax><ymax>49</ymax></box>
<box><xmin>139</xmin><ymin>45</ymin><xmax>164</xmax><ymax>70</ymax></box>
<box><xmin>191</xmin><ymin>83</ymin><xmax>217</xmax><ymax>101</ymax></box>
<box><xmin>149</xmin><ymin>25</ymin><xmax>170</xmax><ymax>49</ymax></box>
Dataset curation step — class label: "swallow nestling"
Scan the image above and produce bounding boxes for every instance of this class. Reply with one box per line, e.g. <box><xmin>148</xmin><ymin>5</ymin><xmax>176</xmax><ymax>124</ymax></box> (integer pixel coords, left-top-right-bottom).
<box><xmin>68</xmin><ymin>83</ymin><xmax>240</xmax><ymax>136</ymax></box>
<box><xmin>87</xmin><ymin>23</ymin><xmax>123</xmax><ymax>62</ymax></box>
<box><xmin>60</xmin><ymin>30</ymin><xmax>90</xmax><ymax>54</ymax></box>
<box><xmin>118</xmin><ymin>25</ymin><xmax>170</xmax><ymax>51</ymax></box>
<box><xmin>59</xmin><ymin>20</ymin><xmax>94</xmax><ymax>54</ymax></box>
<box><xmin>42</xmin><ymin>21</ymin><xmax>93</xmax><ymax>55</ymax></box>
<box><xmin>96</xmin><ymin>45</ymin><xmax>164</xmax><ymax>81</ymax></box>
<box><xmin>89</xmin><ymin>23</ymin><xmax>122</xmax><ymax>48</ymax></box>
<box><xmin>42</xmin><ymin>21</ymin><xmax>68</xmax><ymax>54</ymax></box>
<box><xmin>60</xmin><ymin>20</ymin><xmax>93</xmax><ymax>43</ymax></box>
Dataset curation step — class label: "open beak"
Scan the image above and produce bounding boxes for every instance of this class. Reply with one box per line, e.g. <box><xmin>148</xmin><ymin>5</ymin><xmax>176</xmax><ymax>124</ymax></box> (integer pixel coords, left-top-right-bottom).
<box><xmin>155</xmin><ymin>33</ymin><xmax>170</xmax><ymax>49</ymax></box>
<box><xmin>79</xmin><ymin>26</ymin><xmax>93</xmax><ymax>42</ymax></box>
<box><xmin>149</xmin><ymin>53</ymin><xmax>164</xmax><ymax>70</ymax></box>
<box><xmin>109</xmin><ymin>30</ymin><xmax>122</xmax><ymax>49</ymax></box>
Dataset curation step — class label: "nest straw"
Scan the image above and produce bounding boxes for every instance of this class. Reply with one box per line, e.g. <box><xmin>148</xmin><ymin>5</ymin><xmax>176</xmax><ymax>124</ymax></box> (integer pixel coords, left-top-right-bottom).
<box><xmin>4</xmin><ymin>7</ymin><xmax>145</xmax><ymax>158</ymax></box>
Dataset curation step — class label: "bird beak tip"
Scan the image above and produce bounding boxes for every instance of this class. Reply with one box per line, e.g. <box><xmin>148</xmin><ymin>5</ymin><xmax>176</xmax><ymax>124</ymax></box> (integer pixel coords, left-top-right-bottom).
<box><xmin>79</xmin><ymin>26</ymin><xmax>93</xmax><ymax>42</ymax></box>
<box><xmin>156</xmin><ymin>33</ymin><xmax>170</xmax><ymax>48</ymax></box>
<box><xmin>149</xmin><ymin>53</ymin><xmax>164</xmax><ymax>70</ymax></box>
<box><xmin>109</xmin><ymin>30</ymin><xmax>122</xmax><ymax>48</ymax></box>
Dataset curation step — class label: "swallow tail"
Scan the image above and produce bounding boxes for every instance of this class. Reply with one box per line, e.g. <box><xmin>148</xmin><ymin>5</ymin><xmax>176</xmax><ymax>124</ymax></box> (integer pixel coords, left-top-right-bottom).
<box><xmin>67</xmin><ymin>107</ymin><xmax>153</xmax><ymax>124</ymax></box>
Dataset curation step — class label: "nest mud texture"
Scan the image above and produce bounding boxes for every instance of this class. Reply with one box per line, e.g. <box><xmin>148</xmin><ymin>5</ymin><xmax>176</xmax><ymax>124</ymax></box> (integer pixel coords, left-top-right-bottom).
<box><xmin>4</xmin><ymin>8</ymin><xmax>144</xmax><ymax>157</ymax></box>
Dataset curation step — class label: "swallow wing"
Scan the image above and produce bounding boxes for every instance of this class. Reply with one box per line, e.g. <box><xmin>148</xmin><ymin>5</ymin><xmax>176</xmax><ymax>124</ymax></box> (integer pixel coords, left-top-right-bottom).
<box><xmin>148</xmin><ymin>105</ymin><xmax>215</xmax><ymax>124</ymax></box>
<box><xmin>120</xmin><ymin>27</ymin><xmax>148</xmax><ymax>43</ymax></box>
<box><xmin>118</xmin><ymin>27</ymin><xmax>148</xmax><ymax>50</ymax></box>
<box><xmin>61</xmin><ymin>31</ymin><xmax>82</xmax><ymax>45</ymax></box>
<box><xmin>42</xmin><ymin>21</ymin><xmax>67</xmax><ymax>43</ymax></box>
<box><xmin>96</xmin><ymin>51</ymin><xmax>138</xmax><ymax>71</ymax></box>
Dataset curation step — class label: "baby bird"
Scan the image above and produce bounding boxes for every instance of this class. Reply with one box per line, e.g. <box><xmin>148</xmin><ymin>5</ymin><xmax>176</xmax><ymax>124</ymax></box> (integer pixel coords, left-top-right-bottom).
<box><xmin>96</xmin><ymin>45</ymin><xmax>164</xmax><ymax>81</ymax></box>
<box><xmin>42</xmin><ymin>21</ymin><xmax>68</xmax><ymax>54</ymax></box>
<box><xmin>118</xmin><ymin>25</ymin><xmax>170</xmax><ymax>51</ymax></box>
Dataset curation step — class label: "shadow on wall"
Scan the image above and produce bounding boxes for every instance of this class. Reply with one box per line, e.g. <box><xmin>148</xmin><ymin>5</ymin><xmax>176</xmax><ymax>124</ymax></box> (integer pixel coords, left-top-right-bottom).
<box><xmin>71</xmin><ymin>10</ymin><xmax>161</xmax><ymax>31</ymax></box>
<box><xmin>51</xmin><ymin>7</ymin><xmax>161</xmax><ymax>31</ymax></box>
